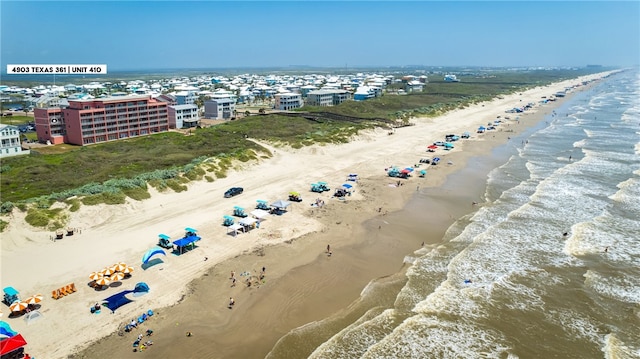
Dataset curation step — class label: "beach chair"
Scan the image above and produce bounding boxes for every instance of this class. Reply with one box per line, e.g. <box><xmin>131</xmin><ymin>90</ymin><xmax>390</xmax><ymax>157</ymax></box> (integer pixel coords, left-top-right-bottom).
<box><xmin>68</xmin><ymin>283</ymin><xmax>77</xmax><ymax>293</ymax></box>
<box><xmin>52</xmin><ymin>289</ymin><xmax>60</xmax><ymax>300</ymax></box>
<box><xmin>59</xmin><ymin>286</ymin><xmax>69</xmax><ymax>296</ymax></box>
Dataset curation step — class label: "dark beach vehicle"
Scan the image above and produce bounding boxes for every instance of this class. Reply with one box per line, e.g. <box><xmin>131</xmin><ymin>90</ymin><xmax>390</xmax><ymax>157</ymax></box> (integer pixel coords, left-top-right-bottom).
<box><xmin>224</xmin><ymin>187</ymin><xmax>243</xmax><ymax>198</ymax></box>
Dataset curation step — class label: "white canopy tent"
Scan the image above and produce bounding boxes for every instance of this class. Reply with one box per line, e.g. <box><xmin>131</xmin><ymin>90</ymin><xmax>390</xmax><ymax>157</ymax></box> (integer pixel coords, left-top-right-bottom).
<box><xmin>227</xmin><ymin>223</ymin><xmax>244</xmax><ymax>236</ymax></box>
<box><xmin>250</xmin><ymin>209</ymin><xmax>270</xmax><ymax>220</ymax></box>
<box><xmin>239</xmin><ymin>217</ymin><xmax>257</xmax><ymax>227</ymax></box>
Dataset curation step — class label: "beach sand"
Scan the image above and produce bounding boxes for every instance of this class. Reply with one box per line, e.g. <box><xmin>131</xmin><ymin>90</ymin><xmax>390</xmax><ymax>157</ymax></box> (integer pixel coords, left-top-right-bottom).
<box><xmin>0</xmin><ymin>72</ymin><xmax>613</xmax><ymax>359</ymax></box>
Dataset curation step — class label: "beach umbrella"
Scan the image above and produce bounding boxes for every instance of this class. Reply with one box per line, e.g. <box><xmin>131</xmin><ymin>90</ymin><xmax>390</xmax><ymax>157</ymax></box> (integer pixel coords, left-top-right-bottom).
<box><xmin>89</xmin><ymin>272</ymin><xmax>103</xmax><ymax>281</ymax></box>
<box><xmin>23</xmin><ymin>294</ymin><xmax>43</xmax><ymax>305</ymax></box>
<box><xmin>122</xmin><ymin>266</ymin><xmax>135</xmax><ymax>274</ymax></box>
<box><xmin>9</xmin><ymin>302</ymin><xmax>27</xmax><ymax>313</ymax></box>
<box><xmin>95</xmin><ymin>276</ymin><xmax>111</xmax><ymax>287</ymax></box>
<box><xmin>112</xmin><ymin>262</ymin><xmax>127</xmax><ymax>272</ymax></box>
<box><xmin>110</xmin><ymin>272</ymin><xmax>125</xmax><ymax>282</ymax></box>
<box><xmin>101</xmin><ymin>267</ymin><xmax>115</xmax><ymax>276</ymax></box>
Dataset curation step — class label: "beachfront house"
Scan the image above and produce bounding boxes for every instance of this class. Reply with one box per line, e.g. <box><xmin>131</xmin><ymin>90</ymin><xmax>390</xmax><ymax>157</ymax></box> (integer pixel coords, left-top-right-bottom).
<box><xmin>405</xmin><ymin>80</ymin><xmax>424</xmax><ymax>92</ymax></box>
<box><xmin>275</xmin><ymin>93</ymin><xmax>302</xmax><ymax>111</ymax></box>
<box><xmin>168</xmin><ymin>104</ymin><xmax>200</xmax><ymax>129</ymax></box>
<box><xmin>353</xmin><ymin>86</ymin><xmax>376</xmax><ymax>101</ymax></box>
<box><xmin>444</xmin><ymin>74</ymin><xmax>460</xmax><ymax>82</ymax></box>
<box><xmin>305</xmin><ymin>90</ymin><xmax>334</xmax><ymax>107</ymax></box>
<box><xmin>305</xmin><ymin>89</ymin><xmax>352</xmax><ymax>107</ymax></box>
<box><xmin>0</xmin><ymin>124</ymin><xmax>30</xmax><ymax>157</ymax></box>
<box><xmin>204</xmin><ymin>99</ymin><xmax>235</xmax><ymax>120</ymax></box>
<box><xmin>175</xmin><ymin>91</ymin><xmax>197</xmax><ymax>105</ymax></box>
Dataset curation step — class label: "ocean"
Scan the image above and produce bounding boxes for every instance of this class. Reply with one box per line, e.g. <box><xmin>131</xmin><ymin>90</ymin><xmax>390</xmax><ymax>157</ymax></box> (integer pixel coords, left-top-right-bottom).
<box><xmin>266</xmin><ymin>70</ymin><xmax>640</xmax><ymax>358</ymax></box>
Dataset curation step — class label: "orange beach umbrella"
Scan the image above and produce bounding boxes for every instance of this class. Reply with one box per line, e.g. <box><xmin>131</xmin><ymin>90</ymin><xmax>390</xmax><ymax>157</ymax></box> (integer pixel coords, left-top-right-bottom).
<box><xmin>112</xmin><ymin>262</ymin><xmax>127</xmax><ymax>272</ymax></box>
<box><xmin>89</xmin><ymin>272</ymin><xmax>103</xmax><ymax>281</ymax></box>
<box><xmin>101</xmin><ymin>267</ymin><xmax>115</xmax><ymax>276</ymax></box>
<box><xmin>23</xmin><ymin>294</ymin><xmax>43</xmax><ymax>305</ymax></box>
<box><xmin>9</xmin><ymin>301</ymin><xmax>28</xmax><ymax>312</ymax></box>
<box><xmin>122</xmin><ymin>266</ymin><xmax>134</xmax><ymax>274</ymax></box>
<box><xmin>95</xmin><ymin>276</ymin><xmax>111</xmax><ymax>287</ymax></box>
<box><xmin>110</xmin><ymin>272</ymin><xmax>125</xmax><ymax>281</ymax></box>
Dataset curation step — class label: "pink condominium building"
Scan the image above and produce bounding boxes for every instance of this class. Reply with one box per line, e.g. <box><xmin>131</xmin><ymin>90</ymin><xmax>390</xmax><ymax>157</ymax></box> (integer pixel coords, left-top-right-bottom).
<box><xmin>34</xmin><ymin>95</ymin><xmax>169</xmax><ymax>146</ymax></box>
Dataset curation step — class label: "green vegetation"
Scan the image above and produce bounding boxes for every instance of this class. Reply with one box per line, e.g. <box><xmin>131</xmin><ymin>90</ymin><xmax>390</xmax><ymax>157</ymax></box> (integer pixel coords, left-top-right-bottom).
<box><xmin>0</xmin><ymin>68</ymin><xmax>604</xmax><ymax>229</ymax></box>
<box><xmin>0</xmin><ymin>115</ymin><xmax>34</xmax><ymax>126</ymax></box>
<box><xmin>0</xmin><ymin>219</ymin><xmax>8</xmax><ymax>232</ymax></box>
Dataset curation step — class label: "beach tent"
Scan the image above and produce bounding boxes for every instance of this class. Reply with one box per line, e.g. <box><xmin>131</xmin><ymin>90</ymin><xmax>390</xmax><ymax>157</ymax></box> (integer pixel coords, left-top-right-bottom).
<box><xmin>142</xmin><ymin>247</ymin><xmax>166</xmax><ymax>265</ymax></box>
<box><xmin>0</xmin><ymin>322</ymin><xmax>17</xmax><ymax>338</ymax></box>
<box><xmin>23</xmin><ymin>310</ymin><xmax>43</xmax><ymax>325</ymax></box>
<box><xmin>271</xmin><ymin>199</ymin><xmax>291</xmax><ymax>209</ymax></box>
<box><xmin>0</xmin><ymin>333</ymin><xmax>27</xmax><ymax>357</ymax></box>
<box><xmin>134</xmin><ymin>282</ymin><xmax>150</xmax><ymax>294</ymax></box>
<box><xmin>477</xmin><ymin>126</ymin><xmax>486</xmax><ymax>133</ymax></box>
<box><xmin>227</xmin><ymin>223</ymin><xmax>244</xmax><ymax>236</ymax></box>
<box><xmin>250</xmin><ymin>209</ymin><xmax>270</xmax><ymax>220</ymax></box>
<box><xmin>239</xmin><ymin>217</ymin><xmax>257</xmax><ymax>226</ymax></box>
<box><xmin>173</xmin><ymin>233</ymin><xmax>201</xmax><ymax>254</ymax></box>
<box><xmin>102</xmin><ymin>290</ymin><xmax>134</xmax><ymax>313</ymax></box>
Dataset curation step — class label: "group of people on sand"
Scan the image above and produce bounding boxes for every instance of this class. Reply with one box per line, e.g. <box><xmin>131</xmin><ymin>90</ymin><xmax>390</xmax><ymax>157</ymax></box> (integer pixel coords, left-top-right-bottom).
<box><xmin>132</xmin><ymin>329</ymin><xmax>154</xmax><ymax>352</ymax></box>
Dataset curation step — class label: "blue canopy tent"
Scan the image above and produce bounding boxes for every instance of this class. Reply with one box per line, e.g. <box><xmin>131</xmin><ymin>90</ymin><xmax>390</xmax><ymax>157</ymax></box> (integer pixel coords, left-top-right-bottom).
<box><xmin>102</xmin><ymin>290</ymin><xmax>134</xmax><ymax>313</ymax></box>
<box><xmin>173</xmin><ymin>233</ymin><xmax>201</xmax><ymax>254</ymax></box>
<box><xmin>132</xmin><ymin>282</ymin><xmax>150</xmax><ymax>297</ymax></box>
<box><xmin>142</xmin><ymin>247</ymin><xmax>166</xmax><ymax>266</ymax></box>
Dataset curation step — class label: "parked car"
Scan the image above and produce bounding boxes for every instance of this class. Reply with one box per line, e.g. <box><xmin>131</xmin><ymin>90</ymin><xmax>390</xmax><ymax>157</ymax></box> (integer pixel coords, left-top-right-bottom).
<box><xmin>224</xmin><ymin>187</ymin><xmax>243</xmax><ymax>198</ymax></box>
<box><xmin>433</xmin><ymin>141</ymin><xmax>446</xmax><ymax>146</ymax></box>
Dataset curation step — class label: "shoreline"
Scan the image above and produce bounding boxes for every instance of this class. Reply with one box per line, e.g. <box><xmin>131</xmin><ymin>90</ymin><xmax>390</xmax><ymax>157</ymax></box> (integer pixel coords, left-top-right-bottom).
<box><xmin>0</xmin><ymin>71</ymin><xmax>614</xmax><ymax>359</ymax></box>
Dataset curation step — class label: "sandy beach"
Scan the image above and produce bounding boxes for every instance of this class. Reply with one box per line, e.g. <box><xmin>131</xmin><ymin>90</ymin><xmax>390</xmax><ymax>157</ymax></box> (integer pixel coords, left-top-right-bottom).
<box><xmin>0</xmin><ymin>71</ymin><xmax>613</xmax><ymax>359</ymax></box>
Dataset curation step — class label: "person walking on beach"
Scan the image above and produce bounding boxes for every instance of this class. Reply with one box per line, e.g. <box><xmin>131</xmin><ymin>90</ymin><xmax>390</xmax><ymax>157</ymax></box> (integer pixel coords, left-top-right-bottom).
<box><xmin>327</xmin><ymin>244</ymin><xmax>331</xmax><ymax>253</ymax></box>
<box><xmin>228</xmin><ymin>297</ymin><xmax>235</xmax><ymax>308</ymax></box>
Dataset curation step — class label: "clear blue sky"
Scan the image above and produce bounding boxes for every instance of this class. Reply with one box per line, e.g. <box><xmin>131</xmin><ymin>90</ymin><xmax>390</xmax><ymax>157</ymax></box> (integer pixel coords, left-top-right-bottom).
<box><xmin>1</xmin><ymin>1</ymin><xmax>638</xmax><ymax>70</ymax></box>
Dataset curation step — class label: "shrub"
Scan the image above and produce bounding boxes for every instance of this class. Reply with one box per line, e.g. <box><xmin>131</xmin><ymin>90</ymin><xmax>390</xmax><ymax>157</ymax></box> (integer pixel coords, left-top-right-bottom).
<box><xmin>24</xmin><ymin>209</ymin><xmax>52</xmax><ymax>227</ymax></box>
<box><xmin>0</xmin><ymin>219</ymin><xmax>7</xmax><ymax>232</ymax></box>
<box><xmin>122</xmin><ymin>187</ymin><xmax>151</xmax><ymax>201</ymax></box>
<box><xmin>166</xmin><ymin>179</ymin><xmax>187</xmax><ymax>192</ymax></box>
<box><xmin>204</xmin><ymin>175</ymin><xmax>214</xmax><ymax>182</ymax></box>
<box><xmin>0</xmin><ymin>202</ymin><xmax>14</xmax><ymax>214</ymax></box>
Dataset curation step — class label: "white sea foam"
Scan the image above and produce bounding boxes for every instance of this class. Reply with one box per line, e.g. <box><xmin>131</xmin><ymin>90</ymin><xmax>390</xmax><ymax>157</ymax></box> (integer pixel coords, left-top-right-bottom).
<box><xmin>584</xmin><ymin>270</ymin><xmax>640</xmax><ymax>304</ymax></box>
<box><xmin>543</xmin><ymin>308</ymin><xmax>601</xmax><ymax>343</ymax></box>
<box><xmin>361</xmin><ymin>315</ymin><xmax>512</xmax><ymax>359</ymax></box>
<box><xmin>603</xmin><ymin>333</ymin><xmax>640</xmax><ymax>359</ymax></box>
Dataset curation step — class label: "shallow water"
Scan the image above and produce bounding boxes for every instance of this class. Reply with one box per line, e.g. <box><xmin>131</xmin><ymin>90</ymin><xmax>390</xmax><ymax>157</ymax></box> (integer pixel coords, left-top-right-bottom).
<box><xmin>268</xmin><ymin>70</ymin><xmax>640</xmax><ymax>359</ymax></box>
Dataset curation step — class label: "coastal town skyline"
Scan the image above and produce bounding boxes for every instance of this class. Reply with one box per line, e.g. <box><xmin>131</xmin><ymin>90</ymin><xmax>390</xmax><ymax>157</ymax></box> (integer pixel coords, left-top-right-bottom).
<box><xmin>1</xmin><ymin>1</ymin><xmax>639</xmax><ymax>72</ymax></box>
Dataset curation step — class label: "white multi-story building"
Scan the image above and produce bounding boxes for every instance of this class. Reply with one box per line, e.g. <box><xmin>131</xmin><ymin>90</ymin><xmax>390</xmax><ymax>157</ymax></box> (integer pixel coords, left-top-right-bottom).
<box><xmin>305</xmin><ymin>89</ymin><xmax>351</xmax><ymax>107</ymax></box>
<box><xmin>0</xmin><ymin>124</ymin><xmax>29</xmax><ymax>157</ymax></box>
<box><xmin>168</xmin><ymin>104</ymin><xmax>200</xmax><ymax>129</ymax></box>
<box><xmin>275</xmin><ymin>93</ymin><xmax>302</xmax><ymax>111</ymax></box>
<box><xmin>305</xmin><ymin>90</ymin><xmax>334</xmax><ymax>107</ymax></box>
<box><xmin>204</xmin><ymin>99</ymin><xmax>235</xmax><ymax>119</ymax></box>
<box><xmin>175</xmin><ymin>91</ymin><xmax>197</xmax><ymax>105</ymax></box>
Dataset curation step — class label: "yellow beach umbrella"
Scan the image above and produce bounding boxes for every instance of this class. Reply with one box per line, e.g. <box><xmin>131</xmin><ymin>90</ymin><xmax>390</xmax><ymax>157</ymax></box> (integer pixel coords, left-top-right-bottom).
<box><xmin>122</xmin><ymin>266</ymin><xmax>134</xmax><ymax>274</ymax></box>
<box><xmin>89</xmin><ymin>272</ymin><xmax>103</xmax><ymax>281</ymax></box>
